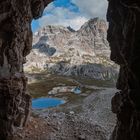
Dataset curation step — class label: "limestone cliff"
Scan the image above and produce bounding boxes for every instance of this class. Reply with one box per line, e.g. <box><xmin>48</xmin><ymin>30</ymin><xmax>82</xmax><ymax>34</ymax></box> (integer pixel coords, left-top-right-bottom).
<box><xmin>0</xmin><ymin>0</ymin><xmax>52</xmax><ymax>139</ymax></box>
<box><xmin>107</xmin><ymin>0</ymin><xmax>140</xmax><ymax>140</ymax></box>
<box><xmin>25</xmin><ymin>18</ymin><xmax>118</xmax><ymax>80</ymax></box>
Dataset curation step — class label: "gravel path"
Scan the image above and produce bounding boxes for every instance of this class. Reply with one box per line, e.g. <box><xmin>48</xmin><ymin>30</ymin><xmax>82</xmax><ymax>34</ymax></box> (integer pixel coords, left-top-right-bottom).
<box><xmin>81</xmin><ymin>88</ymin><xmax>117</xmax><ymax>139</ymax></box>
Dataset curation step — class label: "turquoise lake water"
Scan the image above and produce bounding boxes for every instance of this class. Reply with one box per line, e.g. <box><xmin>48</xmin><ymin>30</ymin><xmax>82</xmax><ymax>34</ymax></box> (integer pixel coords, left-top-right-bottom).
<box><xmin>32</xmin><ymin>98</ymin><xmax>65</xmax><ymax>109</ymax></box>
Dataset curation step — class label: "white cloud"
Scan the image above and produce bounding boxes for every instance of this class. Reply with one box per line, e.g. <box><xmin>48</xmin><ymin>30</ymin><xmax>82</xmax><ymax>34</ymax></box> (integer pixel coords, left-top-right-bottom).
<box><xmin>38</xmin><ymin>4</ymin><xmax>88</xmax><ymax>30</ymax></box>
<box><xmin>71</xmin><ymin>0</ymin><xmax>108</xmax><ymax>19</ymax></box>
<box><xmin>37</xmin><ymin>0</ymin><xmax>108</xmax><ymax>30</ymax></box>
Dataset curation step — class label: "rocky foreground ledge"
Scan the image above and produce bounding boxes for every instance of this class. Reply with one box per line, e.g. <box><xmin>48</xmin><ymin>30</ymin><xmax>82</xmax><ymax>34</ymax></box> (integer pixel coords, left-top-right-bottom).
<box><xmin>15</xmin><ymin>87</ymin><xmax>117</xmax><ymax>140</ymax></box>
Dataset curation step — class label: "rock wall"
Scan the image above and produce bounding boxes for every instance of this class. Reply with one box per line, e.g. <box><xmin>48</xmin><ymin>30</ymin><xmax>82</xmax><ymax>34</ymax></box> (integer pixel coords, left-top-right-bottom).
<box><xmin>0</xmin><ymin>0</ymin><xmax>52</xmax><ymax>139</ymax></box>
<box><xmin>107</xmin><ymin>0</ymin><xmax>140</xmax><ymax>140</ymax></box>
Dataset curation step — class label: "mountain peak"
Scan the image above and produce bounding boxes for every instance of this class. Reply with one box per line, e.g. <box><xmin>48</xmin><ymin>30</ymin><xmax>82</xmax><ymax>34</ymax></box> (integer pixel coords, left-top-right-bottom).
<box><xmin>67</xmin><ymin>26</ymin><xmax>75</xmax><ymax>32</ymax></box>
<box><xmin>25</xmin><ymin>17</ymin><xmax>115</xmax><ymax>80</ymax></box>
<box><xmin>79</xmin><ymin>18</ymin><xmax>107</xmax><ymax>32</ymax></box>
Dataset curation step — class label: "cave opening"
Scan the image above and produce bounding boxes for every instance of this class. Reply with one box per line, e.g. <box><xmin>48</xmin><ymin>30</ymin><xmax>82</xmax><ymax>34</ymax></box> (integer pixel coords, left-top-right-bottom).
<box><xmin>0</xmin><ymin>0</ymin><xmax>140</xmax><ymax>140</ymax></box>
<box><xmin>24</xmin><ymin>0</ymin><xmax>119</xmax><ymax>139</ymax></box>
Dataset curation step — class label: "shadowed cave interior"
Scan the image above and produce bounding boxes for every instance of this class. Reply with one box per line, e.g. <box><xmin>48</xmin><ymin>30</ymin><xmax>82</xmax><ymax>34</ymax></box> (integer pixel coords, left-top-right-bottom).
<box><xmin>0</xmin><ymin>0</ymin><xmax>140</xmax><ymax>140</ymax></box>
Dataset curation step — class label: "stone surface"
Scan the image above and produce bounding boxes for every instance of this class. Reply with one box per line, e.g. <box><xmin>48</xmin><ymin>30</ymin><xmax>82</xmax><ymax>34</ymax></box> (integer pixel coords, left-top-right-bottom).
<box><xmin>25</xmin><ymin>18</ymin><xmax>118</xmax><ymax>80</ymax></box>
<box><xmin>29</xmin><ymin>87</ymin><xmax>117</xmax><ymax>140</ymax></box>
<box><xmin>107</xmin><ymin>0</ymin><xmax>140</xmax><ymax>140</ymax></box>
<box><xmin>0</xmin><ymin>0</ymin><xmax>52</xmax><ymax>139</ymax></box>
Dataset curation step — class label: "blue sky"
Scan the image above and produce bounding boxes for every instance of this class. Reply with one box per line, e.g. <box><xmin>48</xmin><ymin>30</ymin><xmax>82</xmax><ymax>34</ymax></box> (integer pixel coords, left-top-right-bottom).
<box><xmin>32</xmin><ymin>0</ymin><xmax>108</xmax><ymax>32</ymax></box>
<box><xmin>53</xmin><ymin>0</ymin><xmax>78</xmax><ymax>11</ymax></box>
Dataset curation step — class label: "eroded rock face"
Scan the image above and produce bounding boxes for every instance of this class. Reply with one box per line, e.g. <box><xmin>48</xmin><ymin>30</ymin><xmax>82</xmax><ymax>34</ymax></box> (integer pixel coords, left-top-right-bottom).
<box><xmin>25</xmin><ymin>18</ymin><xmax>118</xmax><ymax>80</ymax></box>
<box><xmin>107</xmin><ymin>0</ymin><xmax>140</xmax><ymax>140</ymax></box>
<box><xmin>0</xmin><ymin>0</ymin><xmax>52</xmax><ymax>139</ymax></box>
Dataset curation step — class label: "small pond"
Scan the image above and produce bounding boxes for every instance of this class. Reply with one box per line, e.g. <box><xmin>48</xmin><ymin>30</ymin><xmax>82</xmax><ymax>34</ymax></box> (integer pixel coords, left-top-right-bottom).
<box><xmin>32</xmin><ymin>97</ymin><xmax>65</xmax><ymax>109</ymax></box>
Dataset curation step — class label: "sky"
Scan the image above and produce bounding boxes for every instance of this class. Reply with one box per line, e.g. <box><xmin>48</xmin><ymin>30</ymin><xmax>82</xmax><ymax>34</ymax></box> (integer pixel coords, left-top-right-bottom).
<box><xmin>32</xmin><ymin>0</ymin><xmax>108</xmax><ymax>32</ymax></box>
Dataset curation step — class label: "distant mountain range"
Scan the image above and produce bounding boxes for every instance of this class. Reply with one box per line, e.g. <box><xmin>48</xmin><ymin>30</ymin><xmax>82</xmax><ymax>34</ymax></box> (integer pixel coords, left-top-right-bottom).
<box><xmin>24</xmin><ymin>18</ymin><xmax>118</xmax><ymax>80</ymax></box>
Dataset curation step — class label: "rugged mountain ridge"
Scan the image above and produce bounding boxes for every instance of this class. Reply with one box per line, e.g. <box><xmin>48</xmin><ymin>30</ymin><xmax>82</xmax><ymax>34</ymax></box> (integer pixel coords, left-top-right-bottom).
<box><xmin>25</xmin><ymin>18</ymin><xmax>118</xmax><ymax>80</ymax></box>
